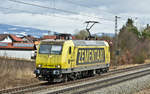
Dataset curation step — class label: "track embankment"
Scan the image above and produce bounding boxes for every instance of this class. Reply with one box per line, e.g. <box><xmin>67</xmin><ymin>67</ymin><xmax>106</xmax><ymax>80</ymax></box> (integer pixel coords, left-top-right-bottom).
<box><xmin>1</xmin><ymin>63</ymin><xmax>150</xmax><ymax>94</ymax></box>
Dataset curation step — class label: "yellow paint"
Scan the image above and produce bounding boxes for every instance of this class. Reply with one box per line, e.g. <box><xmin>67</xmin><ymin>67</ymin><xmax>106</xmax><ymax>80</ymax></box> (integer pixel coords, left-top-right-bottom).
<box><xmin>36</xmin><ymin>40</ymin><xmax>110</xmax><ymax>69</ymax></box>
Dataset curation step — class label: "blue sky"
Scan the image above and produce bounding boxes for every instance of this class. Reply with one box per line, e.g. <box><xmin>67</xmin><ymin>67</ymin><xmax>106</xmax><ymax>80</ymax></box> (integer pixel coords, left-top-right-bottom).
<box><xmin>0</xmin><ymin>0</ymin><xmax>150</xmax><ymax>34</ymax></box>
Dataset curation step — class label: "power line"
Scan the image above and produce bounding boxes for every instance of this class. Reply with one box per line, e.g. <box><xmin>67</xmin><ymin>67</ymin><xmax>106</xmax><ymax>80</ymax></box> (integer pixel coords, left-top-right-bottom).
<box><xmin>64</xmin><ymin>0</ymin><xmax>115</xmax><ymax>17</ymax></box>
<box><xmin>65</xmin><ymin>0</ymin><xmax>90</xmax><ymax>8</ymax></box>
<box><xmin>0</xmin><ymin>6</ymin><xmax>36</xmax><ymax>13</ymax></box>
<box><xmin>7</xmin><ymin>0</ymin><xmax>114</xmax><ymax>22</ymax></box>
<box><xmin>0</xmin><ymin>6</ymin><xmax>86</xmax><ymax>21</ymax></box>
<box><xmin>8</xmin><ymin>0</ymin><xmax>78</xmax><ymax>14</ymax></box>
<box><xmin>61</xmin><ymin>0</ymin><xmax>146</xmax><ymax>25</ymax></box>
<box><xmin>0</xmin><ymin>6</ymin><xmax>113</xmax><ymax>23</ymax></box>
<box><xmin>64</xmin><ymin>0</ymin><xmax>136</xmax><ymax>22</ymax></box>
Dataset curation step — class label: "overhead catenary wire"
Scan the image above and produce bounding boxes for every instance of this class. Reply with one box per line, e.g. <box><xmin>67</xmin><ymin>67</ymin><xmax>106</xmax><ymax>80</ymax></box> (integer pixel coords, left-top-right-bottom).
<box><xmin>64</xmin><ymin>0</ymin><xmax>115</xmax><ymax>17</ymax></box>
<box><xmin>0</xmin><ymin>0</ymin><xmax>142</xmax><ymax>36</ymax></box>
<box><xmin>0</xmin><ymin>6</ymin><xmax>116</xmax><ymax>24</ymax></box>
<box><xmin>64</xmin><ymin>0</ymin><xmax>136</xmax><ymax>23</ymax></box>
<box><xmin>7</xmin><ymin>0</ymin><xmax>114</xmax><ymax>22</ymax></box>
<box><xmin>0</xmin><ymin>7</ymin><xmax>83</xmax><ymax>34</ymax></box>
<box><xmin>65</xmin><ymin>0</ymin><xmax>91</xmax><ymax>9</ymax></box>
<box><xmin>0</xmin><ymin>0</ymin><xmax>128</xmax><ymax>31</ymax></box>
<box><xmin>0</xmin><ymin>6</ymin><xmax>87</xmax><ymax>22</ymax></box>
<box><xmin>3</xmin><ymin>0</ymin><xmax>130</xmax><ymax>30</ymax></box>
<box><xmin>0</xmin><ymin>6</ymin><xmax>36</xmax><ymax>14</ymax></box>
<box><xmin>52</xmin><ymin>0</ymin><xmax>55</xmax><ymax>15</ymax></box>
<box><xmin>7</xmin><ymin>0</ymin><xmax>78</xmax><ymax>15</ymax></box>
<box><xmin>2</xmin><ymin>0</ymin><xmax>138</xmax><ymax>24</ymax></box>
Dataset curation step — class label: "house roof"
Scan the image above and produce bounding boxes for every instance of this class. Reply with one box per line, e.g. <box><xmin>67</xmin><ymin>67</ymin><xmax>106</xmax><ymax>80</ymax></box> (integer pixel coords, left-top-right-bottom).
<box><xmin>0</xmin><ymin>34</ymin><xmax>8</xmax><ymax>41</ymax></box>
<box><xmin>0</xmin><ymin>34</ymin><xmax>24</xmax><ymax>42</ymax></box>
<box><xmin>10</xmin><ymin>34</ymin><xmax>24</xmax><ymax>42</ymax></box>
<box><xmin>22</xmin><ymin>35</ymin><xmax>38</xmax><ymax>42</ymax></box>
<box><xmin>43</xmin><ymin>35</ymin><xmax>57</xmax><ymax>39</ymax></box>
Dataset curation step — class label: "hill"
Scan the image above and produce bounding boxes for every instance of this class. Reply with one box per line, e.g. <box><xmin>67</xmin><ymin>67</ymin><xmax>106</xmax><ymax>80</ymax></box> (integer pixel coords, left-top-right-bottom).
<box><xmin>0</xmin><ymin>24</ymin><xmax>50</xmax><ymax>38</ymax></box>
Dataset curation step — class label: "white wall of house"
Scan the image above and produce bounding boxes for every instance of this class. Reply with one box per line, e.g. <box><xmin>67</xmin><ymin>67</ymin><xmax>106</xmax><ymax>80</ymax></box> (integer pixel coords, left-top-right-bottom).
<box><xmin>0</xmin><ymin>50</ymin><xmax>34</xmax><ymax>60</ymax></box>
<box><xmin>0</xmin><ymin>36</ymin><xmax>12</xmax><ymax>43</ymax></box>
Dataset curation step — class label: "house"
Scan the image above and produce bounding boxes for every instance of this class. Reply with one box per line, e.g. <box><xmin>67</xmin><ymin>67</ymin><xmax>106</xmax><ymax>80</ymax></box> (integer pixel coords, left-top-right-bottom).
<box><xmin>0</xmin><ymin>34</ymin><xmax>24</xmax><ymax>43</ymax></box>
<box><xmin>55</xmin><ymin>33</ymin><xmax>76</xmax><ymax>40</ymax></box>
<box><xmin>43</xmin><ymin>35</ymin><xmax>57</xmax><ymax>40</ymax></box>
<box><xmin>43</xmin><ymin>33</ymin><xmax>75</xmax><ymax>40</ymax></box>
<box><xmin>21</xmin><ymin>35</ymin><xmax>39</xmax><ymax>43</ymax></box>
<box><xmin>0</xmin><ymin>34</ymin><xmax>35</xmax><ymax>60</ymax></box>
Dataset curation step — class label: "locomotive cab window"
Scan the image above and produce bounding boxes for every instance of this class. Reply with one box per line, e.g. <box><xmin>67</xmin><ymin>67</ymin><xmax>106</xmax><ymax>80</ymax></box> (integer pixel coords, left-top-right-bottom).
<box><xmin>39</xmin><ymin>44</ymin><xmax>62</xmax><ymax>54</ymax></box>
<box><xmin>51</xmin><ymin>45</ymin><xmax>62</xmax><ymax>54</ymax></box>
<box><xmin>39</xmin><ymin>44</ymin><xmax>51</xmax><ymax>54</ymax></box>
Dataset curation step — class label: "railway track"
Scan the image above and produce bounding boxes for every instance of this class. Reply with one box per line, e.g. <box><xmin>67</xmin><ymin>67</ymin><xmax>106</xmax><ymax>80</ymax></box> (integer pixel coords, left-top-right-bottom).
<box><xmin>1</xmin><ymin>63</ymin><xmax>150</xmax><ymax>94</ymax></box>
<box><xmin>48</xmin><ymin>67</ymin><xmax>150</xmax><ymax>94</ymax></box>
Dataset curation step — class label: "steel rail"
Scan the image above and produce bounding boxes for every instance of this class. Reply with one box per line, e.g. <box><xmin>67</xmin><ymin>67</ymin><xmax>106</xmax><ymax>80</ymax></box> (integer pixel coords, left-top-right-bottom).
<box><xmin>47</xmin><ymin>68</ymin><xmax>150</xmax><ymax>94</ymax></box>
<box><xmin>0</xmin><ymin>63</ymin><xmax>150</xmax><ymax>94</ymax></box>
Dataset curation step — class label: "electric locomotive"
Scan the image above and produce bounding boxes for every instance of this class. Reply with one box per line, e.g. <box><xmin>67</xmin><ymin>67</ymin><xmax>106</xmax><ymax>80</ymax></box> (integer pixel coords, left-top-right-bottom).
<box><xmin>34</xmin><ymin>39</ymin><xmax>110</xmax><ymax>82</ymax></box>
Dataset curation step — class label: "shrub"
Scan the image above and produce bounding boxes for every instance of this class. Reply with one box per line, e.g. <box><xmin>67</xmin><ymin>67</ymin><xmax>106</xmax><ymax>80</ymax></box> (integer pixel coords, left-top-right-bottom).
<box><xmin>111</xmin><ymin>18</ymin><xmax>150</xmax><ymax>65</ymax></box>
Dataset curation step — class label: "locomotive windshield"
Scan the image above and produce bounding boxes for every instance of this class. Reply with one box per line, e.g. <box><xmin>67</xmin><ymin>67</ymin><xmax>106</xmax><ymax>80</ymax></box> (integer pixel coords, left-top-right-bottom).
<box><xmin>51</xmin><ymin>45</ymin><xmax>62</xmax><ymax>54</ymax></box>
<box><xmin>39</xmin><ymin>44</ymin><xmax>62</xmax><ymax>54</ymax></box>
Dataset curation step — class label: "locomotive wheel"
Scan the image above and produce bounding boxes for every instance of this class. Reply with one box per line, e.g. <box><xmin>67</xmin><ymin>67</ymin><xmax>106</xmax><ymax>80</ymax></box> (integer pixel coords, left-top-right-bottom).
<box><xmin>105</xmin><ymin>67</ymin><xmax>109</xmax><ymax>72</ymax></box>
<box><xmin>69</xmin><ymin>73</ymin><xmax>78</xmax><ymax>81</ymax></box>
<box><xmin>63</xmin><ymin>75</ymin><xmax>68</xmax><ymax>82</ymax></box>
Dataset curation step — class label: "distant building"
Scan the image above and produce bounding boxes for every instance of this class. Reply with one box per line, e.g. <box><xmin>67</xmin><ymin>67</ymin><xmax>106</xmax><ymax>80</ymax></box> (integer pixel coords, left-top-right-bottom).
<box><xmin>0</xmin><ymin>42</ymin><xmax>35</xmax><ymax>60</ymax></box>
<box><xmin>0</xmin><ymin>34</ymin><xmax>35</xmax><ymax>60</ymax></box>
<box><xmin>43</xmin><ymin>33</ymin><xmax>75</xmax><ymax>40</ymax></box>
<box><xmin>21</xmin><ymin>35</ymin><xmax>39</xmax><ymax>43</ymax></box>
<box><xmin>0</xmin><ymin>34</ymin><xmax>24</xmax><ymax>43</ymax></box>
<box><xmin>43</xmin><ymin>35</ymin><xmax>57</xmax><ymax>40</ymax></box>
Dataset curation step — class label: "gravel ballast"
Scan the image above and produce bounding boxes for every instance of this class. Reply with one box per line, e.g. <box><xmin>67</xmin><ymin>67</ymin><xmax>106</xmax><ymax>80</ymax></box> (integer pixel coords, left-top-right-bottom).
<box><xmin>87</xmin><ymin>74</ymin><xmax>150</xmax><ymax>94</ymax></box>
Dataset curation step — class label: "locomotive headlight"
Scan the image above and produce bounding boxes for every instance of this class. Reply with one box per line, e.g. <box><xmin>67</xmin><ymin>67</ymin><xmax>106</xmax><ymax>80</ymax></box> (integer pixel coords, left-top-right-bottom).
<box><xmin>38</xmin><ymin>64</ymin><xmax>42</xmax><ymax>68</ymax></box>
<box><xmin>55</xmin><ymin>65</ymin><xmax>61</xmax><ymax>68</ymax></box>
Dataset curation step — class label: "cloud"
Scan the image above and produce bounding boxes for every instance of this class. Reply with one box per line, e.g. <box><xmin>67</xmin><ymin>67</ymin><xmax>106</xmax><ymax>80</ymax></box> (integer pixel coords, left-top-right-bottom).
<box><xmin>1</xmin><ymin>0</ymin><xmax>150</xmax><ymax>34</ymax></box>
<box><xmin>0</xmin><ymin>12</ymin><xmax>116</xmax><ymax>34</ymax></box>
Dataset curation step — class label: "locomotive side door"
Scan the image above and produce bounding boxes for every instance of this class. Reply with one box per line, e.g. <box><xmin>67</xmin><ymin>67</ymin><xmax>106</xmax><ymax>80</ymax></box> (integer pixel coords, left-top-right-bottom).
<box><xmin>68</xmin><ymin>46</ymin><xmax>75</xmax><ymax>68</ymax></box>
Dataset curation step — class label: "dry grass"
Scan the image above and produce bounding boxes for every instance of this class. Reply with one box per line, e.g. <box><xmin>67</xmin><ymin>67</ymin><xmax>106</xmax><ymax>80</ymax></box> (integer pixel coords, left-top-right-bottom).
<box><xmin>110</xmin><ymin>64</ymin><xmax>141</xmax><ymax>70</ymax></box>
<box><xmin>110</xmin><ymin>59</ymin><xmax>150</xmax><ymax>70</ymax></box>
<box><xmin>144</xmin><ymin>59</ymin><xmax>150</xmax><ymax>64</ymax></box>
<box><xmin>136</xmin><ymin>89</ymin><xmax>150</xmax><ymax>94</ymax></box>
<box><xmin>0</xmin><ymin>57</ymin><xmax>39</xmax><ymax>90</ymax></box>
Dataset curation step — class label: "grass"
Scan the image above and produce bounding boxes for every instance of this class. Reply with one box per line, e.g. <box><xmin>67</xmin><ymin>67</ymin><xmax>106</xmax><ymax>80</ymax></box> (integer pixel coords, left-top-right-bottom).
<box><xmin>110</xmin><ymin>59</ymin><xmax>150</xmax><ymax>70</ymax></box>
<box><xmin>0</xmin><ymin>57</ymin><xmax>39</xmax><ymax>89</ymax></box>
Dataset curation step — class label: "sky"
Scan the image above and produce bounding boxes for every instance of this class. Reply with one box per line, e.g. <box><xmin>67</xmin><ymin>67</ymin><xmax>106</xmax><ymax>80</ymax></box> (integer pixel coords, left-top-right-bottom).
<box><xmin>0</xmin><ymin>0</ymin><xmax>150</xmax><ymax>35</ymax></box>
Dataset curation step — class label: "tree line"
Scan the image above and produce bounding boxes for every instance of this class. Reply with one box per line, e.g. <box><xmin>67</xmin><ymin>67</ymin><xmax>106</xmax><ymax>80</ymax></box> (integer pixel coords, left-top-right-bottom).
<box><xmin>75</xmin><ymin>18</ymin><xmax>150</xmax><ymax>65</ymax></box>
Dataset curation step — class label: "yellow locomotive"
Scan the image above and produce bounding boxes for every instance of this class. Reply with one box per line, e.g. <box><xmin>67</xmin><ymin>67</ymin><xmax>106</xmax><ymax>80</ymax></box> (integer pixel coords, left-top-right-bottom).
<box><xmin>34</xmin><ymin>40</ymin><xmax>110</xmax><ymax>82</ymax></box>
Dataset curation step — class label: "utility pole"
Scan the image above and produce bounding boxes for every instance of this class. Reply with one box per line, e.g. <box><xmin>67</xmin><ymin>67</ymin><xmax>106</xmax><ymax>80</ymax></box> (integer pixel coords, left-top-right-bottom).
<box><xmin>115</xmin><ymin>16</ymin><xmax>121</xmax><ymax>37</ymax></box>
<box><xmin>115</xmin><ymin>16</ymin><xmax>120</xmax><ymax>67</ymax></box>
